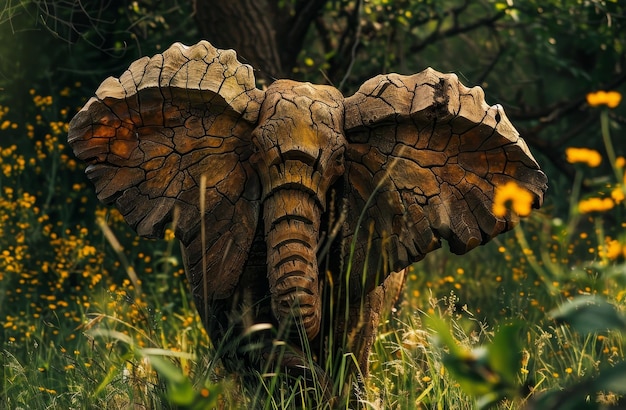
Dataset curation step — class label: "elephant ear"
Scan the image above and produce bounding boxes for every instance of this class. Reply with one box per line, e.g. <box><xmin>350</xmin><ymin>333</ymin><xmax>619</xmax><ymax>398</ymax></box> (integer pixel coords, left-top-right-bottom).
<box><xmin>68</xmin><ymin>41</ymin><xmax>265</xmax><ymax>300</ymax></box>
<box><xmin>343</xmin><ymin>68</ymin><xmax>547</xmax><ymax>295</ymax></box>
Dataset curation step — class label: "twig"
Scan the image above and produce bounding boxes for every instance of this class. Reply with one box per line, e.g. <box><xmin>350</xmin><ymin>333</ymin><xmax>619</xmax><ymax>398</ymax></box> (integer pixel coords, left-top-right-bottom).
<box><xmin>339</xmin><ymin>0</ymin><xmax>362</xmax><ymax>90</ymax></box>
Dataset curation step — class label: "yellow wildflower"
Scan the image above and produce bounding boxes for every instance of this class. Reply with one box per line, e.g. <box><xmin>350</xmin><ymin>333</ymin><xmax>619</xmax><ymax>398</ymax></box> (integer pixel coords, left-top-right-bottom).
<box><xmin>78</xmin><ymin>245</ymin><xmax>96</xmax><ymax>258</ymax></box>
<box><xmin>565</xmin><ymin>147</ymin><xmax>602</xmax><ymax>167</ymax></box>
<box><xmin>493</xmin><ymin>181</ymin><xmax>534</xmax><ymax>217</ymax></box>
<box><xmin>578</xmin><ymin>197</ymin><xmax>614</xmax><ymax>213</ymax></box>
<box><xmin>612</xmin><ymin>186</ymin><xmax>624</xmax><ymax>204</ymax></box>
<box><xmin>604</xmin><ymin>239</ymin><xmax>623</xmax><ymax>260</ymax></box>
<box><xmin>586</xmin><ymin>90</ymin><xmax>622</xmax><ymax>108</ymax></box>
<box><xmin>616</xmin><ymin>157</ymin><xmax>625</xmax><ymax>169</ymax></box>
<box><xmin>164</xmin><ymin>228</ymin><xmax>175</xmax><ymax>241</ymax></box>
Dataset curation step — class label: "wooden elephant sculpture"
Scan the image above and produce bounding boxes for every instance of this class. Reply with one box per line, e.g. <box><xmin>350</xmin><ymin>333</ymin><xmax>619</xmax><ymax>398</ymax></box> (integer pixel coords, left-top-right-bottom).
<box><xmin>68</xmin><ymin>41</ymin><xmax>547</xmax><ymax>397</ymax></box>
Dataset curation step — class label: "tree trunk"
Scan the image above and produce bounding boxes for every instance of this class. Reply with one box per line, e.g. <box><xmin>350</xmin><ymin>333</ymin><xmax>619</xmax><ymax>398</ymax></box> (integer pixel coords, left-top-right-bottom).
<box><xmin>193</xmin><ymin>0</ymin><xmax>327</xmax><ymax>83</ymax></box>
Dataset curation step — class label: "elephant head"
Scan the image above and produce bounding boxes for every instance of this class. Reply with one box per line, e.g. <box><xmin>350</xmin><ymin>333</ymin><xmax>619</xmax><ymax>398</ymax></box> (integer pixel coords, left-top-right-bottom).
<box><xmin>250</xmin><ymin>80</ymin><xmax>347</xmax><ymax>340</ymax></box>
<box><xmin>68</xmin><ymin>41</ymin><xmax>547</xmax><ymax>390</ymax></box>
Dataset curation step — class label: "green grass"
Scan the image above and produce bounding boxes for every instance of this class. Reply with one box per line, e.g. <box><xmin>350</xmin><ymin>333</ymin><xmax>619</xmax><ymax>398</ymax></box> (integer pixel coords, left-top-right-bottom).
<box><xmin>1</xmin><ymin>88</ymin><xmax>625</xmax><ymax>409</ymax></box>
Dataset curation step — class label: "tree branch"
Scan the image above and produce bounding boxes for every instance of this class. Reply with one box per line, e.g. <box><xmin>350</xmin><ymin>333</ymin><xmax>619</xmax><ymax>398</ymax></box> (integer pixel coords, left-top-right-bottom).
<box><xmin>506</xmin><ymin>72</ymin><xmax>626</xmax><ymax>122</ymax></box>
<box><xmin>410</xmin><ymin>10</ymin><xmax>506</xmax><ymax>54</ymax></box>
<box><xmin>281</xmin><ymin>0</ymin><xmax>328</xmax><ymax>70</ymax></box>
<box><xmin>327</xmin><ymin>1</ymin><xmax>362</xmax><ymax>84</ymax></box>
<box><xmin>512</xmin><ymin>69</ymin><xmax>626</xmax><ymax>187</ymax></box>
<box><xmin>474</xmin><ymin>30</ymin><xmax>504</xmax><ymax>85</ymax></box>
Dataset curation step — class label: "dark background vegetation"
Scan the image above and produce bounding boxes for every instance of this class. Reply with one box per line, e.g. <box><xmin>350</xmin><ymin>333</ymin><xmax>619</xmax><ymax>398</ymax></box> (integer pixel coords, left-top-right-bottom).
<box><xmin>1</xmin><ymin>1</ymin><xmax>626</xmax><ymax>408</ymax></box>
<box><xmin>2</xmin><ymin>0</ymin><xmax>625</xmax><ymax>195</ymax></box>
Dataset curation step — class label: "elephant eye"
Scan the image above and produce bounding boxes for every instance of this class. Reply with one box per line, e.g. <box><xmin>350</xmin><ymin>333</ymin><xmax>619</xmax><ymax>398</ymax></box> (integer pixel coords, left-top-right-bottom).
<box><xmin>250</xmin><ymin>137</ymin><xmax>260</xmax><ymax>153</ymax></box>
<box><xmin>334</xmin><ymin>149</ymin><xmax>345</xmax><ymax>166</ymax></box>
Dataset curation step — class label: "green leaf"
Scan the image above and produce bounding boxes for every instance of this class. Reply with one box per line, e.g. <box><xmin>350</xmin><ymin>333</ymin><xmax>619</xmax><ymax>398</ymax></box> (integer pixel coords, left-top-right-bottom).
<box><xmin>529</xmin><ymin>388</ymin><xmax>599</xmax><ymax>410</ymax></box>
<box><xmin>426</xmin><ymin>317</ymin><xmax>463</xmax><ymax>356</ymax></box>
<box><xmin>146</xmin><ymin>353</ymin><xmax>221</xmax><ymax>409</ymax></box>
<box><xmin>549</xmin><ymin>296</ymin><xmax>626</xmax><ymax>334</ymax></box>
<box><xmin>147</xmin><ymin>355</ymin><xmax>187</xmax><ymax>385</ymax></box>
<box><xmin>428</xmin><ymin>317</ymin><xmax>512</xmax><ymax>404</ymax></box>
<box><xmin>527</xmin><ymin>362</ymin><xmax>626</xmax><ymax>410</ymax></box>
<box><xmin>488</xmin><ymin>322</ymin><xmax>522</xmax><ymax>388</ymax></box>
<box><xmin>590</xmin><ymin>361</ymin><xmax>626</xmax><ymax>393</ymax></box>
<box><xmin>494</xmin><ymin>2</ymin><xmax>508</xmax><ymax>11</ymax></box>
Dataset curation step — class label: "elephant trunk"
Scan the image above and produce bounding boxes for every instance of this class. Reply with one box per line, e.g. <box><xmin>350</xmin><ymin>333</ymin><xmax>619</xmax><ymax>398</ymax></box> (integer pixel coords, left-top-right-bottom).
<box><xmin>263</xmin><ymin>188</ymin><xmax>322</xmax><ymax>340</ymax></box>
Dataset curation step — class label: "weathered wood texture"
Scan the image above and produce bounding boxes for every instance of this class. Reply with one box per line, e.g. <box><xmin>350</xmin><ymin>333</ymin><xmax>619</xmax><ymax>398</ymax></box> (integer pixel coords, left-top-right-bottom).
<box><xmin>68</xmin><ymin>41</ymin><xmax>547</xmax><ymax>388</ymax></box>
<box><xmin>342</xmin><ymin>70</ymin><xmax>548</xmax><ymax>299</ymax></box>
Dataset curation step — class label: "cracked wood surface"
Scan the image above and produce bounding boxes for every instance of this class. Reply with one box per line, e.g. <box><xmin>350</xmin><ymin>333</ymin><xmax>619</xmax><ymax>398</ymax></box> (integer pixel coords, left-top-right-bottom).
<box><xmin>342</xmin><ymin>69</ymin><xmax>548</xmax><ymax>299</ymax></box>
<box><xmin>68</xmin><ymin>40</ymin><xmax>547</xmax><ymax>384</ymax></box>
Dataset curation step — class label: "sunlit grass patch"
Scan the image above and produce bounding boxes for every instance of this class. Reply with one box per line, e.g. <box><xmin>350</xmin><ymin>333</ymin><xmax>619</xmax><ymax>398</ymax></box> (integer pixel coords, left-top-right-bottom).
<box><xmin>0</xmin><ymin>88</ymin><xmax>217</xmax><ymax>408</ymax></box>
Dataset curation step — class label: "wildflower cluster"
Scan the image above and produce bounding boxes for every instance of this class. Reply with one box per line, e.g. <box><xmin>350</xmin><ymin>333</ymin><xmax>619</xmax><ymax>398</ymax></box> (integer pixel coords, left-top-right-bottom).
<box><xmin>401</xmin><ymin>89</ymin><xmax>626</xmax><ymax>408</ymax></box>
<box><xmin>492</xmin><ymin>181</ymin><xmax>534</xmax><ymax>218</ymax></box>
<box><xmin>565</xmin><ymin>147</ymin><xmax>602</xmax><ymax>168</ymax></box>
<box><xmin>586</xmin><ymin>90</ymin><xmax>622</xmax><ymax>108</ymax></box>
<box><xmin>570</xmin><ymin>153</ymin><xmax>626</xmax><ymax>214</ymax></box>
<box><xmin>1</xmin><ymin>85</ymin><xmax>207</xmax><ymax>407</ymax></box>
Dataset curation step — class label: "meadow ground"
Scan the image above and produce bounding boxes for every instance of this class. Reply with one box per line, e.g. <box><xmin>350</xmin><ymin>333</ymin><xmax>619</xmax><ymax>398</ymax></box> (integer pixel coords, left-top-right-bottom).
<box><xmin>1</xmin><ymin>88</ymin><xmax>625</xmax><ymax>409</ymax></box>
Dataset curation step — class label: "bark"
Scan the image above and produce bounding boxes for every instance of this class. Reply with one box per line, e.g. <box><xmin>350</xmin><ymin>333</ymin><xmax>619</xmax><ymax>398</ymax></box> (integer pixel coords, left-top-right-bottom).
<box><xmin>193</xmin><ymin>0</ymin><xmax>327</xmax><ymax>83</ymax></box>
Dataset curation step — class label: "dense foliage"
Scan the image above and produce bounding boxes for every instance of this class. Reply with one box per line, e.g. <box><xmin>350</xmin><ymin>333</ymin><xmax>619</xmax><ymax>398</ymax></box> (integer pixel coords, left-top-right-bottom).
<box><xmin>1</xmin><ymin>1</ymin><xmax>625</xmax><ymax>408</ymax></box>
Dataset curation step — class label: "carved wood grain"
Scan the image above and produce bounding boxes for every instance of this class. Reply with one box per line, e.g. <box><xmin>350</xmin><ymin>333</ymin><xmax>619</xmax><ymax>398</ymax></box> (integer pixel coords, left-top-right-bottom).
<box><xmin>68</xmin><ymin>41</ymin><xmax>547</xmax><ymax>389</ymax></box>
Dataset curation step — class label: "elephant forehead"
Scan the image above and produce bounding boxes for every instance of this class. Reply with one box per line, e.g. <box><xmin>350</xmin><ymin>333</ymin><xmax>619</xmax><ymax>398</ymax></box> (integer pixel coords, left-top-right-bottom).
<box><xmin>259</xmin><ymin>80</ymin><xmax>344</xmax><ymax>133</ymax></box>
<box><xmin>265</xmin><ymin>79</ymin><xmax>343</xmax><ymax>106</ymax></box>
<box><xmin>257</xmin><ymin>114</ymin><xmax>344</xmax><ymax>154</ymax></box>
